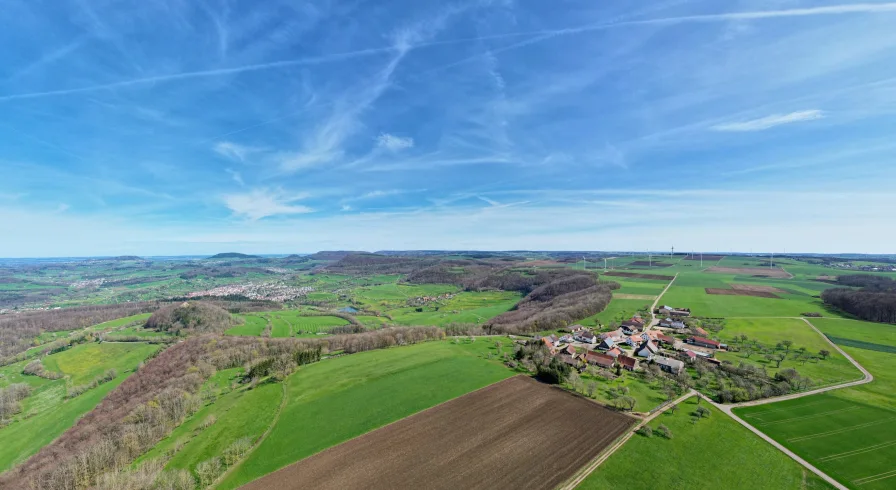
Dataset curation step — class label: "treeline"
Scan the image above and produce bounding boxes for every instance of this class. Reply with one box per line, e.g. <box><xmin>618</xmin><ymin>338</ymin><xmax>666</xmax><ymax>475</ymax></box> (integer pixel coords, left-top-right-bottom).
<box><xmin>145</xmin><ymin>302</ymin><xmax>235</xmax><ymax>334</ymax></box>
<box><xmin>0</xmin><ymin>302</ymin><xmax>160</xmax><ymax>358</ymax></box>
<box><xmin>822</xmin><ymin>288</ymin><xmax>896</xmax><ymax>323</ymax></box>
<box><xmin>0</xmin><ymin>330</ymin><xmax>96</xmax><ymax>367</ymax></box>
<box><xmin>4</xmin><ymin>326</ymin><xmax>445</xmax><ymax>488</ymax></box>
<box><xmin>486</xmin><ymin>274</ymin><xmax>618</xmax><ymax>334</ymax></box>
<box><xmin>835</xmin><ymin>274</ymin><xmax>896</xmax><ymax>290</ymax></box>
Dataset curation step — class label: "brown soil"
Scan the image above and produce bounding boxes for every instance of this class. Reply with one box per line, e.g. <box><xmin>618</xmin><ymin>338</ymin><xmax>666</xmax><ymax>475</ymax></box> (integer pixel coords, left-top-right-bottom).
<box><xmin>629</xmin><ymin>261</ymin><xmax>672</xmax><ymax>267</ymax></box>
<box><xmin>240</xmin><ymin>376</ymin><xmax>635</xmax><ymax>490</ymax></box>
<box><xmin>518</xmin><ymin>260</ymin><xmax>564</xmax><ymax>267</ymax></box>
<box><xmin>603</xmin><ymin>271</ymin><xmax>674</xmax><ymax>281</ymax></box>
<box><xmin>705</xmin><ymin>288</ymin><xmax>780</xmax><ymax>298</ymax></box>
<box><xmin>731</xmin><ymin>284</ymin><xmax>786</xmax><ymax>294</ymax></box>
<box><xmin>704</xmin><ymin>266</ymin><xmax>791</xmax><ymax>278</ymax></box>
<box><xmin>685</xmin><ymin>255</ymin><xmax>724</xmax><ymax>261</ymax></box>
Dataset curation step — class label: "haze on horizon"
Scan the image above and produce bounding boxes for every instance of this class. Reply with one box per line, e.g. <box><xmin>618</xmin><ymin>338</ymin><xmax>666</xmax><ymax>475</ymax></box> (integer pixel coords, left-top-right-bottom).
<box><xmin>2</xmin><ymin>0</ymin><xmax>896</xmax><ymax>257</ymax></box>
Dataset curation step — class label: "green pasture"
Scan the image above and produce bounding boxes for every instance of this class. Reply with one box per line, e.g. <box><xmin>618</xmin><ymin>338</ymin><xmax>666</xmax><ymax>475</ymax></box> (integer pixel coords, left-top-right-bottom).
<box><xmin>584</xmin><ymin>396</ymin><xmax>833</xmax><ymax>490</ymax></box>
<box><xmin>579</xmin><ymin>299</ymin><xmax>650</xmax><ymax>327</ymax></box>
<box><xmin>225</xmin><ymin>314</ymin><xmax>268</xmax><ymax>336</ymax></box>
<box><xmin>42</xmin><ymin>342</ymin><xmax>159</xmax><ymax>385</ymax></box>
<box><xmin>0</xmin><ymin>377</ymin><xmax>126</xmax><ymax>472</ymax></box>
<box><xmin>387</xmin><ymin>290</ymin><xmax>521</xmax><ymax>326</ymax></box>
<box><xmin>140</xmin><ymin>368</ymin><xmax>283</xmax><ymax>476</ymax></box>
<box><xmin>716</xmin><ymin>318</ymin><xmax>862</xmax><ymax>388</ymax></box>
<box><xmin>219</xmin><ymin>340</ymin><xmax>513</xmax><ymax>489</ymax></box>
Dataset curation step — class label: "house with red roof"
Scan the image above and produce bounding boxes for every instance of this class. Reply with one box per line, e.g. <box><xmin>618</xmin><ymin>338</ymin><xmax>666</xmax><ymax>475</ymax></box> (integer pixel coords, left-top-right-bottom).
<box><xmin>687</xmin><ymin>336</ymin><xmax>721</xmax><ymax>349</ymax></box>
<box><xmin>585</xmin><ymin>350</ymin><xmax>615</xmax><ymax>369</ymax></box>
<box><xmin>618</xmin><ymin>354</ymin><xmax>638</xmax><ymax>371</ymax></box>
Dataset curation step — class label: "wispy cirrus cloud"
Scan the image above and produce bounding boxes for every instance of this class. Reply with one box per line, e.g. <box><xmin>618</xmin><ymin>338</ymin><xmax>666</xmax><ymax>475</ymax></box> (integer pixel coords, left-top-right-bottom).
<box><xmin>376</xmin><ymin>133</ymin><xmax>414</xmax><ymax>151</ymax></box>
<box><xmin>711</xmin><ymin>110</ymin><xmax>825</xmax><ymax>132</ymax></box>
<box><xmin>223</xmin><ymin>189</ymin><xmax>313</xmax><ymax>220</ymax></box>
<box><xmin>214</xmin><ymin>141</ymin><xmax>262</xmax><ymax>162</ymax></box>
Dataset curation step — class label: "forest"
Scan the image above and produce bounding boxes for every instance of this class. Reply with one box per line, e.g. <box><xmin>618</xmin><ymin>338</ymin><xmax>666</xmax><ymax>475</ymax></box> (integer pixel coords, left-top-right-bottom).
<box><xmin>822</xmin><ymin>275</ymin><xmax>896</xmax><ymax>323</ymax></box>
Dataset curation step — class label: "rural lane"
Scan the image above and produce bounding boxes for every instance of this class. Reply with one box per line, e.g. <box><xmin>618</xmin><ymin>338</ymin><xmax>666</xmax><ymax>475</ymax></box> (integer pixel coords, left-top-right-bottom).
<box><xmin>706</xmin><ymin>317</ymin><xmax>875</xmax><ymax>490</ymax></box>
<box><xmin>647</xmin><ymin>273</ymin><xmax>678</xmax><ymax>328</ymax></box>
<box><xmin>705</xmin><ymin>394</ymin><xmax>849</xmax><ymax>490</ymax></box>
<box><xmin>557</xmin><ymin>389</ymin><xmax>695</xmax><ymax>490</ymax></box>
<box><xmin>723</xmin><ymin>318</ymin><xmax>873</xmax><ymax>409</ymax></box>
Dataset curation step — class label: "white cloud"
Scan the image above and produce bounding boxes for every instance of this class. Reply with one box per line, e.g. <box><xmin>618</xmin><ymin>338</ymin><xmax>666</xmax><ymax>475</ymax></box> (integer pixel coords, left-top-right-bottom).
<box><xmin>376</xmin><ymin>133</ymin><xmax>415</xmax><ymax>151</ymax></box>
<box><xmin>341</xmin><ymin>204</ymin><xmax>352</xmax><ymax>211</ymax></box>
<box><xmin>711</xmin><ymin>110</ymin><xmax>825</xmax><ymax>132</ymax></box>
<box><xmin>214</xmin><ymin>141</ymin><xmax>260</xmax><ymax>162</ymax></box>
<box><xmin>275</xmin><ymin>149</ymin><xmax>343</xmax><ymax>171</ymax></box>
<box><xmin>56</xmin><ymin>203</ymin><xmax>70</xmax><ymax>213</ymax></box>
<box><xmin>225</xmin><ymin>168</ymin><xmax>245</xmax><ymax>186</ymax></box>
<box><xmin>223</xmin><ymin>189</ymin><xmax>313</xmax><ymax>220</ymax></box>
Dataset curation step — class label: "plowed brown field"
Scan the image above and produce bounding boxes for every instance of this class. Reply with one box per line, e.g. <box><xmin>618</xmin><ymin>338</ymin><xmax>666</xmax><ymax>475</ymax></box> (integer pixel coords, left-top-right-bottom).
<box><xmin>706</xmin><ymin>288</ymin><xmax>780</xmax><ymax>298</ymax></box>
<box><xmin>240</xmin><ymin>376</ymin><xmax>635</xmax><ymax>490</ymax></box>
<box><xmin>704</xmin><ymin>266</ymin><xmax>791</xmax><ymax>278</ymax></box>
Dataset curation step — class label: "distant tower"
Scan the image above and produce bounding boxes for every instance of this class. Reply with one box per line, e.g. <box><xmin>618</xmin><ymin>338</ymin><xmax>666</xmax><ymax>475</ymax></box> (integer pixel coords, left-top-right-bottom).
<box><xmin>671</xmin><ymin>246</ymin><xmax>674</xmax><ymax>258</ymax></box>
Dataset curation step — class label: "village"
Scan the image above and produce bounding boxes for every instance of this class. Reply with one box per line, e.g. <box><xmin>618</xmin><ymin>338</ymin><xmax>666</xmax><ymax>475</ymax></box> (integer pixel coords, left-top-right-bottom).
<box><xmin>536</xmin><ymin>305</ymin><xmax>726</xmax><ymax>376</ymax></box>
<box><xmin>184</xmin><ymin>282</ymin><xmax>314</xmax><ymax>302</ymax></box>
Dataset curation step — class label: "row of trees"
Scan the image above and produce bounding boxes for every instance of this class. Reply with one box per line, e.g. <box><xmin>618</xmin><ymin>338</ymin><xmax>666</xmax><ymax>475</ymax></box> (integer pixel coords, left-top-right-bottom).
<box><xmin>66</xmin><ymin>369</ymin><xmax>117</xmax><ymax>399</ymax></box>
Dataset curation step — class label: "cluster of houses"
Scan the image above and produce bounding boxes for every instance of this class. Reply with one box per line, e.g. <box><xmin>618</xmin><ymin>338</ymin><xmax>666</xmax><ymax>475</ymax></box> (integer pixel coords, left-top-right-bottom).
<box><xmin>537</xmin><ymin>305</ymin><xmax>728</xmax><ymax>377</ymax></box>
<box><xmin>406</xmin><ymin>293</ymin><xmax>456</xmax><ymax>306</ymax></box>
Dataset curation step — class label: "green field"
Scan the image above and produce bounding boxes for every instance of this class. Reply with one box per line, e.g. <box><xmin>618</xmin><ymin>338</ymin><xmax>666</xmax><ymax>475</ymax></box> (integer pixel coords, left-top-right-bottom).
<box><xmin>218</xmin><ymin>341</ymin><xmax>514</xmax><ymax>488</ymax></box>
<box><xmin>388</xmin><ymin>290</ymin><xmax>521</xmax><ymax>326</ymax></box>
<box><xmin>715</xmin><ymin>318</ymin><xmax>862</xmax><ymax>388</ymax></box>
<box><xmin>0</xmin><ymin>342</ymin><xmax>157</xmax><ymax>472</ymax></box>
<box><xmin>661</xmin><ymin>271</ymin><xmax>832</xmax><ymax>318</ymax></box>
<box><xmin>735</xmin><ymin>396</ymin><xmax>896</xmax><ymax>489</ymax></box>
<box><xmin>582</xmin><ymin>397</ymin><xmax>833</xmax><ymax>490</ymax></box>
<box><xmin>139</xmin><ymin>368</ymin><xmax>283</xmax><ymax>475</ymax></box>
<box><xmin>225</xmin><ymin>314</ymin><xmax>268</xmax><ymax>336</ymax></box>
<box><xmin>85</xmin><ymin>313</ymin><xmax>153</xmax><ymax>332</ymax></box>
<box><xmin>733</xmin><ymin>314</ymin><xmax>896</xmax><ymax>488</ymax></box>
<box><xmin>0</xmin><ymin>376</ymin><xmax>126</xmax><ymax>472</ymax></box>
<box><xmin>42</xmin><ymin>342</ymin><xmax>159</xmax><ymax>385</ymax></box>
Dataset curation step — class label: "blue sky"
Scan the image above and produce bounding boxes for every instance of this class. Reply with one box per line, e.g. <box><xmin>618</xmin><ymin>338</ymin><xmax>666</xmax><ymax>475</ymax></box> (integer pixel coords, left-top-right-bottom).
<box><xmin>2</xmin><ymin>0</ymin><xmax>896</xmax><ymax>256</ymax></box>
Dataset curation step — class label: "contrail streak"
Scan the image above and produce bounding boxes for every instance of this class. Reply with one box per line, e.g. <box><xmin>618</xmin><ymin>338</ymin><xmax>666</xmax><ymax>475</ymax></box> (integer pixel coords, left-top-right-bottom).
<box><xmin>2</xmin><ymin>3</ymin><xmax>894</xmax><ymax>102</ymax></box>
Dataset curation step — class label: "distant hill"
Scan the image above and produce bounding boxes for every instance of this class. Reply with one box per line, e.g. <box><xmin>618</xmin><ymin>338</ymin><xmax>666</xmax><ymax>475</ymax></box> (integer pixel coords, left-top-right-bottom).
<box><xmin>207</xmin><ymin>252</ymin><xmax>260</xmax><ymax>259</ymax></box>
<box><xmin>109</xmin><ymin>255</ymin><xmax>144</xmax><ymax>261</ymax></box>
<box><xmin>307</xmin><ymin>251</ymin><xmax>366</xmax><ymax>260</ymax></box>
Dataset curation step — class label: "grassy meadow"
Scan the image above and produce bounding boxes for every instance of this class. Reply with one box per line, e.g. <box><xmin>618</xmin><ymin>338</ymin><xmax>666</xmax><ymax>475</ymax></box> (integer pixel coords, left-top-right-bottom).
<box><xmin>0</xmin><ymin>341</ymin><xmax>158</xmax><ymax>472</ymax></box>
<box><xmin>582</xmin><ymin>397</ymin><xmax>833</xmax><ymax>490</ymax></box>
<box><xmin>219</xmin><ymin>340</ymin><xmax>514</xmax><ymax>489</ymax></box>
<box><xmin>715</xmin><ymin>318</ymin><xmax>863</xmax><ymax>388</ymax></box>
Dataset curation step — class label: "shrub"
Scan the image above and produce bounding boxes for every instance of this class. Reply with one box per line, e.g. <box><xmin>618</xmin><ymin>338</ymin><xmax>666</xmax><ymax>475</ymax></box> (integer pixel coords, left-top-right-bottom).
<box><xmin>222</xmin><ymin>437</ymin><xmax>253</xmax><ymax>466</ymax></box>
<box><xmin>195</xmin><ymin>457</ymin><xmax>223</xmax><ymax>488</ymax></box>
<box><xmin>637</xmin><ymin>426</ymin><xmax>653</xmax><ymax>438</ymax></box>
<box><xmin>656</xmin><ymin>423</ymin><xmax>673</xmax><ymax>439</ymax></box>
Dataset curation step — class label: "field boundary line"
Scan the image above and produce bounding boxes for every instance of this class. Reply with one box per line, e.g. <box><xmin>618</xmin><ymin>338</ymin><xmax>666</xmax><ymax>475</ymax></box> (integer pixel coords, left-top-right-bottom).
<box><xmin>556</xmin><ymin>390</ymin><xmax>694</xmax><ymax>490</ymax></box>
<box><xmin>759</xmin><ymin>406</ymin><xmax>860</xmax><ymax>426</ymax></box>
<box><xmin>235</xmin><ymin>373</ymin><xmax>521</xmax><ymax>488</ymax></box>
<box><xmin>819</xmin><ymin>440</ymin><xmax>896</xmax><ymax>462</ymax></box>
<box><xmin>788</xmin><ymin>417</ymin><xmax>896</xmax><ymax>442</ymax></box>
<box><xmin>854</xmin><ymin>469</ymin><xmax>896</xmax><ymax>485</ymax></box>
<box><xmin>214</xmin><ymin>381</ymin><xmax>289</xmax><ymax>488</ymax></box>
<box><xmin>702</xmin><ymin>393</ymin><xmax>849</xmax><ymax>490</ymax></box>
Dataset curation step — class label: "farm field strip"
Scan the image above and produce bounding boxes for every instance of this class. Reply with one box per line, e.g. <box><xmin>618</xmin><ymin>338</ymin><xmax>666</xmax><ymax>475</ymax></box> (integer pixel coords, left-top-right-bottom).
<box><xmin>241</xmin><ymin>376</ymin><xmax>635</xmax><ymax>490</ymax></box>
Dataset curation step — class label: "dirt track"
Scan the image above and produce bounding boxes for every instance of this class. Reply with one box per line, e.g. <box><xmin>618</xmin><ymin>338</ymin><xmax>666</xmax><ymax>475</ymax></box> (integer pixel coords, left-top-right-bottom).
<box><xmin>240</xmin><ymin>376</ymin><xmax>635</xmax><ymax>490</ymax></box>
<box><xmin>704</xmin><ymin>266</ymin><xmax>792</xmax><ymax>278</ymax></box>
